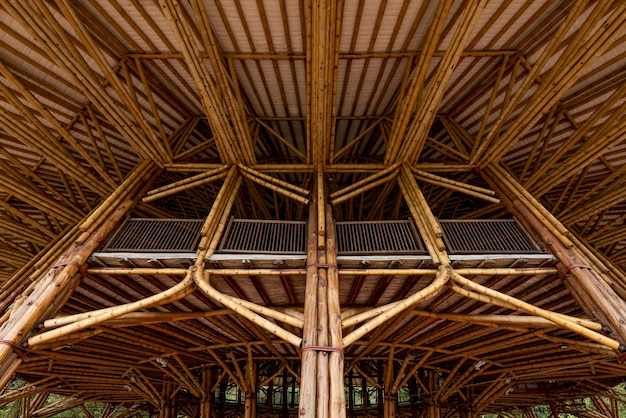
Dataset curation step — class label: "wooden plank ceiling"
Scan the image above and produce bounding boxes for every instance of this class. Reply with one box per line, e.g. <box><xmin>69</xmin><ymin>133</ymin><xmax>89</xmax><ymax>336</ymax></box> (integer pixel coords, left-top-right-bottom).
<box><xmin>0</xmin><ymin>0</ymin><xmax>626</xmax><ymax>414</ymax></box>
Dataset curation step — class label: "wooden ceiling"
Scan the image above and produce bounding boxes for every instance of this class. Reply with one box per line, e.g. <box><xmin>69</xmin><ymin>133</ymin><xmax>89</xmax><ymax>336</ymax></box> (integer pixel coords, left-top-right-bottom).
<box><xmin>1</xmin><ymin>0</ymin><xmax>626</xmax><ymax>415</ymax></box>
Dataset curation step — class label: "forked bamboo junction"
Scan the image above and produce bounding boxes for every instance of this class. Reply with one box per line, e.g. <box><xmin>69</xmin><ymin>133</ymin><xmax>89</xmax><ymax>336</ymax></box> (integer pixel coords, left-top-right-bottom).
<box><xmin>1</xmin><ymin>0</ymin><xmax>626</xmax><ymax>417</ymax></box>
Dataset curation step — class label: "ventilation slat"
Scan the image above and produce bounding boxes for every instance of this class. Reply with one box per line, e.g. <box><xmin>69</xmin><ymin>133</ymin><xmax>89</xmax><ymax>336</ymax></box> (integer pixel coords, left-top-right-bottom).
<box><xmin>102</xmin><ymin>219</ymin><xmax>204</xmax><ymax>252</ymax></box>
<box><xmin>439</xmin><ymin>220</ymin><xmax>540</xmax><ymax>254</ymax></box>
<box><xmin>219</xmin><ymin>219</ymin><xmax>307</xmax><ymax>254</ymax></box>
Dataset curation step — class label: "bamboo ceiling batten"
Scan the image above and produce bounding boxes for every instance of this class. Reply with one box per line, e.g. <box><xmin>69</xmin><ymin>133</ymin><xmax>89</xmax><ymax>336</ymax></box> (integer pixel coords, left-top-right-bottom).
<box><xmin>1</xmin><ymin>1</ymin><xmax>626</xmax><ymax>417</ymax></box>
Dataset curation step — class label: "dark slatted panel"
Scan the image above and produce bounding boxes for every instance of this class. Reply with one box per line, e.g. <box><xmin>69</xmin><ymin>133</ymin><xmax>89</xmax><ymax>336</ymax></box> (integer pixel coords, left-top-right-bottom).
<box><xmin>336</xmin><ymin>220</ymin><xmax>425</xmax><ymax>255</ymax></box>
<box><xmin>102</xmin><ymin>218</ymin><xmax>204</xmax><ymax>252</ymax></box>
<box><xmin>440</xmin><ymin>220</ymin><xmax>541</xmax><ymax>254</ymax></box>
<box><xmin>219</xmin><ymin>219</ymin><xmax>307</xmax><ymax>254</ymax></box>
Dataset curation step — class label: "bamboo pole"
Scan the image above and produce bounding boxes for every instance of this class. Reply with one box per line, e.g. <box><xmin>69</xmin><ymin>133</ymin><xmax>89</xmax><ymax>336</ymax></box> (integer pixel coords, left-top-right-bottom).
<box><xmin>482</xmin><ymin>164</ymin><xmax>626</xmax><ymax>346</ymax></box>
<box><xmin>238</xmin><ymin>164</ymin><xmax>310</xmax><ymax>196</ymax></box>
<box><xmin>299</xmin><ymin>185</ymin><xmax>319</xmax><ymax>418</ymax></box>
<box><xmin>331</xmin><ymin>170</ymin><xmax>400</xmax><ymax>206</ymax></box>
<box><xmin>239</xmin><ymin>170</ymin><xmax>309</xmax><ymax>205</ymax></box>
<box><xmin>0</xmin><ymin>199</ymin><xmax>138</xmax><ymax>387</ymax></box>
<box><xmin>449</xmin><ymin>272</ymin><xmax>619</xmax><ymax>350</ymax></box>
<box><xmin>142</xmin><ymin>171</ymin><xmax>230</xmax><ymax>203</ymax></box>
<box><xmin>330</xmin><ymin>162</ymin><xmax>401</xmax><ymax>200</ymax></box>
<box><xmin>342</xmin><ymin>266</ymin><xmax>450</xmax><ymax>347</ymax></box>
<box><xmin>145</xmin><ymin>165</ymin><xmax>230</xmax><ymax>196</ymax></box>
<box><xmin>325</xmin><ymin>204</ymin><xmax>346</xmax><ymax>418</ymax></box>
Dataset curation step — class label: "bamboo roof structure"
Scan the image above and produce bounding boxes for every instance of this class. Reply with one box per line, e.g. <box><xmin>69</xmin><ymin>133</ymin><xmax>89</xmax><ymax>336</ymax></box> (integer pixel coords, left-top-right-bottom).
<box><xmin>1</xmin><ymin>1</ymin><xmax>626</xmax><ymax>417</ymax></box>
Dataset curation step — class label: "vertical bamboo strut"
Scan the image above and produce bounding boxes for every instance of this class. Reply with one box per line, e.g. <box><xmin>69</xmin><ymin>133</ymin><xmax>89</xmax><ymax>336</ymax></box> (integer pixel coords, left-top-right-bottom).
<box><xmin>325</xmin><ymin>203</ymin><xmax>345</xmax><ymax>418</ymax></box>
<box><xmin>299</xmin><ymin>190</ymin><xmax>319</xmax><ymax>418</ymax></box>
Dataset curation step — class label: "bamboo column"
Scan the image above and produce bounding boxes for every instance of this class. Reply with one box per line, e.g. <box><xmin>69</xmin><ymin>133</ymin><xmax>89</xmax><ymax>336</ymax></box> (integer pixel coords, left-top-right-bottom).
<box><xmin>383</xmin><ymin>353</ymin><xmax>397</xmax><ymax>418</ymax></box>
<box><xmin>159</xmin><ymin>377</ymin><xmax>176</xmax><ymax>418</ymax></box>
<box><xmin>199</xmin><ymin>367</ymin><xmax>213</xmax><ymax>418</ymax></box>
<box><xmin>299</xmin><ymin>172</ymin><xmax>346</xmax><ymax>418</ymax></box>
<box><xmin>244</xmin><ymin>360</ymin><xmax>257</xmax><ymax>418</ymax></box>
<box><xmin>299</xmin><ymin>191</ymin><xmax>319</xmax><ymax>418</ymax></box>
<box><xmin>482</xmin><ymin>164</ymin><xmax>626</xmax><ymax>348</ymax></box>
<box><xmin>427</xmin><ymin>370</ymin><xmax>441</xmax><ymax>418</ymax></box>
<box><xmin>0</xmin><ymin>161</ymin><xmax>157</xmax><ymax>388</ymax></box>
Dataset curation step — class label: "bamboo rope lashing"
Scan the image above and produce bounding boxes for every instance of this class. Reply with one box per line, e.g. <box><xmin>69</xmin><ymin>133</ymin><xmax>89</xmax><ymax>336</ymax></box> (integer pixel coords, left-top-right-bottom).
<box><xmin>449</xmin><ymin>273</ymin><xmax>619</xmax><ymax>350</ymax></box>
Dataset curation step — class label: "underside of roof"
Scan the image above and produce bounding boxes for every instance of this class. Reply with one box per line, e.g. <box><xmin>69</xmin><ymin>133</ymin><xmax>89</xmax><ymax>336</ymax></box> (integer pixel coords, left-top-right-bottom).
<box><xmin>1</xmin><ymin>0</ymin><xmax>626</xmax><ymax>416</ymax></box>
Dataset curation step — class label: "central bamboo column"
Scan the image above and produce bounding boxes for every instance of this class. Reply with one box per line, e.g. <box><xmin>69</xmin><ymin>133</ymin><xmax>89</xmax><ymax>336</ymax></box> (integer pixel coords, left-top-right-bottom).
<box><xmin>299</xmin><ymin>170</ymin><xmax>346</xmax><ymax>418</ymax></box>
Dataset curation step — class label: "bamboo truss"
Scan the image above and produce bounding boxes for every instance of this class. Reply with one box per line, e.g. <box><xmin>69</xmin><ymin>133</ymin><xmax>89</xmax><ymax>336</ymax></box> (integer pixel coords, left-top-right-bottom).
<box><xmin>1</xmin><ymin>1</ymin><xmax>626</xmax><ymax>417</ymax></box>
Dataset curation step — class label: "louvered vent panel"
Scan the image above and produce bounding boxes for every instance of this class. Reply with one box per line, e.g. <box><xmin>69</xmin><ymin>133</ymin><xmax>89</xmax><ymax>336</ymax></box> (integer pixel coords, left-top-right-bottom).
<box><xmin>103</xmin><ymin>218</ymin><xmax>204</xmax><ymax>252</ymax></box>
<box><xmin>440</xmin><ymin>220</ymin><xmax>541</xmax><ymax>254</ymax></box>
<box><xmin>336</xmin><ymin>220</ymin><xmax>425</xmax><ymax>254</ymax></box>
<box><xmin>219</xmin><ymin>219</ymin><xmax>307</xmax><ymax>254</ymax></box>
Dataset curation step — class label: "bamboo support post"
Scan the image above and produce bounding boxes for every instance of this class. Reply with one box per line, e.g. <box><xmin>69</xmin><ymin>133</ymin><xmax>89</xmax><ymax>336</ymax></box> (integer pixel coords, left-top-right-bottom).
<box><xmin>28</xmin><ymin>274</ymin><xmax>196</xmax><ymax>347</ymax></box>
<box><xmin>299</xmin><ymin>186</ymin><xmax>319</xmax><ymax>418</ymax></box>
<box><xmin>325</xmin><ymin>203</ymin><xmax>346</xmax><ymax>418</ymax></box>
<box><xmin>482</xmin><ymin>164</ymin><xmax>626</xmax><ymax>347</ymax></box>
<box><xmin>0</xmin><ymin>201</ymin><xmax>136</xmax><ymax>386</ymax></box>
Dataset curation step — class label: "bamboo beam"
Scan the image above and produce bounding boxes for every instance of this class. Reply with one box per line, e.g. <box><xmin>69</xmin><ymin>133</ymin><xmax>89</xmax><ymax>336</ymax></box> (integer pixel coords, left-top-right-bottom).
<box><xmin>306</xmin><ymin>0</ymin><xmax>343</xmax><ymax>165</ymax></box>
<box><xmin>476</xmin><ymin>0</ymin><xmax>626</xmax><ymax>167</ymax></box>
<box><xmin>158</xmin><ymin>0</ymin><xmax>254</xmax><ymax>164</ymax></box>
<box><xmin>400</xmin><ymin>0</ymin><xmax>488</xmax><ymax>163</ymax></box>
<box><xmin>1</xmin><ymin>0</ymin><xmax>168</xmax><ymax>164</ymax></box>
<box><xmin>449</xmin><ymin>273</ymin><xmax>618</xmax><ymax>349</ymax></box>
<box><xmin>0</xmin><ymin>61</ymin><xmax>115</xmax><ymax>194</ymax></box>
